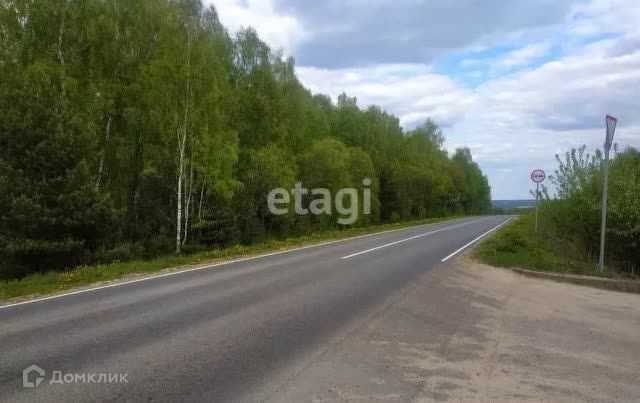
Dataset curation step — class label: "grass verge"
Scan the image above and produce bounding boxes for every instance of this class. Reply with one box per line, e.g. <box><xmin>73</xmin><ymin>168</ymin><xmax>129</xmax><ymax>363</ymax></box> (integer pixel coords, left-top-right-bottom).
<box><xmin>1</xmin><ymin>215</ymin><xmax>465</xmax><ymax>302</ymax></box>
<box><xmin>473</xmin><ymin>214</ymin><xmax>626</xmax><ymax>278</ymax></box>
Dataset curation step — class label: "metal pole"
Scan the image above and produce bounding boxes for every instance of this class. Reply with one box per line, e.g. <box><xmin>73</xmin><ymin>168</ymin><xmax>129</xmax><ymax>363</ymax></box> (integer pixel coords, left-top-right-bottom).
<box><xmin>534</xmin><ymin>182</ymin><xmax>539</xmax><ymax>233</ymax></box>
<box><xmin>598</xmin><ymin>148</ymin><xmax>610</xmax><ymax>272</ymax></box>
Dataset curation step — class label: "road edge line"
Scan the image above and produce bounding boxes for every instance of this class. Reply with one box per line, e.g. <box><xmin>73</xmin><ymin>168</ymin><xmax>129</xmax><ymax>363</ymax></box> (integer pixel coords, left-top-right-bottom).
<box><xmin>440</xmin><ymin>217</ymin><xmax>512</xmax><ymax>262</ymax></box>
<box><xmin>0</xmin><ymin>216</ymin><xmax>474</xmax><ymax>310</ymax></box>
<box><xmin>341</xmin><ymin>218</ymin><xmax>485</xmax><ymax>259</ymax></box>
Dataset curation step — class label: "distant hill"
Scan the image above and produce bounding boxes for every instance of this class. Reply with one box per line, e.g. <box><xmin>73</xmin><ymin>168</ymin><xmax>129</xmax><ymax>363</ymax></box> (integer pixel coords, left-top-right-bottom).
<box><xmin>491</xmin><ymin>199</ymin><xmax>536</xmax><ymax>209</ymax></box>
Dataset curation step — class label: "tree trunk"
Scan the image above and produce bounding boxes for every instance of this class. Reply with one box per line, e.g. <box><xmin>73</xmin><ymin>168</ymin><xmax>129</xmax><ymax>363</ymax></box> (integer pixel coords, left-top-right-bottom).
<box><xmin>96</xmin><ymin>115</ymin><xmax>112</xmax><ymax>189</ymax></box>
<box><xmin>176</xmin><ymin>132</ymin><xmax>186</xmax><ymax>254</ymax></box>
<box><xmin>176</xmin><ymin>27</ymin><xmax>192</xmax><ymax>254</ymax></box>
<box><xmin>197</xmin><ymin>177</ymin><xmax>206</xmax><ymax>222</ymax></box>
<box><xmin>182</xmin><ymin>158</ymin><xmax>194</xmax><ymax>246</ymax></box>
<box><xmin>176</xmin><ymin>173</ymin><xmax>183</xmax><ymax>253</ymax></box>
<box><xmin>57</xmin><ymin>0</ymin><xmax>67</xmax><ymax>101</ymax></box>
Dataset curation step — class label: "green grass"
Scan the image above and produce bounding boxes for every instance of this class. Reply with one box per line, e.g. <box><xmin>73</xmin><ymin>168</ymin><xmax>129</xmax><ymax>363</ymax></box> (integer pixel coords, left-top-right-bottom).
<box><xmin>0</xmin><ymin>215</ymin><xmax>465</xmax><ymax>302</ymax></box>
<box><xmin>473</xmin><ymin>214</ymin><xmax>622</xmax><ymax>278</ymax></box>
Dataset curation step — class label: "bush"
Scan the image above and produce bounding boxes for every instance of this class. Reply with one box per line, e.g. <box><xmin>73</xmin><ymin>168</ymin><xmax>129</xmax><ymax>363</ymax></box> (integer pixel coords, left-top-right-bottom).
<box><xmin>94</xmin><ymin>243</ymin><xmax>145</xmax><ymax>264</ymax></box>
<box><xmin>0</xmin><ymin>238</ymin><xmax>85</xmax><ymax>280</ymax></box>
<box><xmin>142</xmin><ymin>235</ymin><xmax>175</xmax><ymax>259</ymax></box>
<box><xmin>540</xmin><ymin>145</ymin><xmax>640</xmax><ymax>273</ymax></box>
<box><xmin>493</xmin><ymin>230</ymin><xmax>529</xmax><ymax>253</ymax></box>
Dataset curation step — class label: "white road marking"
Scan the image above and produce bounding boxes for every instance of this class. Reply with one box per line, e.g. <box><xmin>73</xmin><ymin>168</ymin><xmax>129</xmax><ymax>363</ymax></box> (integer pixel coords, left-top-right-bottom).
<box><xmin>340</xmin><ymin>218</ymin><xmax>485</xmax><ymax>259</ymax></box>
<box><xmin>0</xmin><ymin>217</ymin><xmax>473</xmax><ymax>310</ymax></box>
<box><xmin>440</xmin><ymin>217</ymin><xmax>512</xmax><ymax>262</ymax></box>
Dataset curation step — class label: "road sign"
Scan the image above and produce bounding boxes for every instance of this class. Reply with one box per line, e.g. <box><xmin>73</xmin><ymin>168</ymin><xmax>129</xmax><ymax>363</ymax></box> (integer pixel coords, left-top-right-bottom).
<box><xmin>531</xmin><ymin>169</ymin><xmax>546</xmax><ymax>183</ymax></box>
<box><xmin>605</xmin><ymin>115</ymin><xmax>617</xmax><ymax>151</ymax></box>
<box><xmin>530</xmin><ymin>169</ymin><xmax>545</xmax><ymax>232</ymax></box>
<box><xmin>600</xmin><ymin>115</ymin><xmax>618</xmax><ymax>272</ymax></box>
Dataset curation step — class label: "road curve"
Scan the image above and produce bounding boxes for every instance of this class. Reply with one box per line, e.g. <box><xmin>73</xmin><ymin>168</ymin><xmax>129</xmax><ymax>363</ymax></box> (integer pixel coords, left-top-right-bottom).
<box><xmin>0</xmin><ymin>215</ymin><xmax>511</xmax><ymax>402</ymax></box>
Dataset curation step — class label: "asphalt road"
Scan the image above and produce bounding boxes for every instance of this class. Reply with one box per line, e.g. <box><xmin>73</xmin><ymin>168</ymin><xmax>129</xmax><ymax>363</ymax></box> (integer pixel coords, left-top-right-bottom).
<box><xmin>0</xmin><ymin>215</ymin><xmax>511</xmax><ymax>402</ymax></box>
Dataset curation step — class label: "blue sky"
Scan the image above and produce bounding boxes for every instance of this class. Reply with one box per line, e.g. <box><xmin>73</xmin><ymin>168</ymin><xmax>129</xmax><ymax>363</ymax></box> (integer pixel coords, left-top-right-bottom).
<box><xmin>210</xmin><ymin>0</ymin><xmax>640</xmax><ymax>199</ymax></box>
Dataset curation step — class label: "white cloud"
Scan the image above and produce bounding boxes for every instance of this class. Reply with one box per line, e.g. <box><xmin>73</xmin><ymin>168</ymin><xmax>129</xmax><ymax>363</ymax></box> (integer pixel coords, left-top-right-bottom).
<box><xmin>496</xmin><ymin>42</ymin><xmax>551</xmax><ymax>68</ymax></box>
<box><xmin>446</xmin><ymin>34</ymin><xmax>640</xmax><ymax>198</ymax></box>
<box><xmin>206</xmin><ymin>0</ymin><xmax>307</xmax><ymax>54</ymax></box>
<box><xmin>298</xmin><ymin>32</ymin><xmax>640</xmax><ymax>198</ymax></box>
<box><xmin>212</xmin><ymin>0</ymin><xmax>640</xmax><ymax>199</ymax></box>
<box><xmin>567</xmin><ymin>0</ymin><xmax>640</xmax><ymax>37</ymax></box>
<box><xmin>459</xmin><ymin>42</ymin><xmax>552</xmax><ymax>75</ymax></box>
<box><xmin>297</xmin><ymin>65</ymin><xmax>473</xmax><ymax>129</ymax></box>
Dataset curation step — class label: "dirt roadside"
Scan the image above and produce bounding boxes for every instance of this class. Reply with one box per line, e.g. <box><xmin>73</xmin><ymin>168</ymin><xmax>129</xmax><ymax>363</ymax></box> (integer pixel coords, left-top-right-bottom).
<box><xmin>270</xmin><ymin>256</ymin><xmax>640</xmax><ymax>402</ymax></box>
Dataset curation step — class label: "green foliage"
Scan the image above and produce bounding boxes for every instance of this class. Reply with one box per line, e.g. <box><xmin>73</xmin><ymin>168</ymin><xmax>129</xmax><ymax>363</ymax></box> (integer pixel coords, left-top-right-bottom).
<box><xmin>478</xmin><ymin>146</ymin><xmax>639</xmax><ymax>277</ymax></box>
<box><xmin>606</xmin><ymin>148</ymin><xmax>640</xmax><ymax>267</ymax></box>
<box><xmin>0</xmin><ymin>0</ymin><xmax>491</xmax><ymax>280</ymax></box>
<box><xmin>538</xmin><ymin>145</ymin><xmax>640</xmax><ymax>273</ymax></box>
<box><xmin>235</xmin><ymin>145</ymin><xmax>297</xmax><ymax>242</ymax></box>
<box><xmin>474</xmin><ymin>214</ymin><xmax>612</xmax><ymax>276</ymax></box>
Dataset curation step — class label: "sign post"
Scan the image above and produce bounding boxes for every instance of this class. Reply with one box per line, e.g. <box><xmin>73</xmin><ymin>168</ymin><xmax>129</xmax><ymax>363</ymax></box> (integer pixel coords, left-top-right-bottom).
<box><xmin>531</xmin><ymin>169</ymin><xmax>546</xmax><ymax>232</ymax></box>
<box><xmin>599</xmin><ymin>115</ymin><xmax>617</xmax><ymax>272</ymax></box>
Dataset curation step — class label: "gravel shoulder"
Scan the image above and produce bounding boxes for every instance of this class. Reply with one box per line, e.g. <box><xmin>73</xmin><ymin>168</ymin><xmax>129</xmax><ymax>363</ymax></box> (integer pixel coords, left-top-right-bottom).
<box><xmin>270</xmin><ymin>256</ymin><xmax>640</xmax><ymax>402</ymax></box>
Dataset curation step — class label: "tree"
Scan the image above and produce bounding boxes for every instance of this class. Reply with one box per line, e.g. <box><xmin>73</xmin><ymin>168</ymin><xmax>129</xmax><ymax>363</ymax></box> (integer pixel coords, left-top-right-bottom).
<box><xmin>0</xmin><ymin>0</ymin><xmax>492</xmax><ymax>279</ymax></box>
<box><xmin>235</xmin><ymin>146</ymin><xmax>296</xmax><ymax>242</ymax></box>
<box><xmin>544</xmin><ymin>145</ymin><xmax>640</xmax><ymax>270</ymax></box>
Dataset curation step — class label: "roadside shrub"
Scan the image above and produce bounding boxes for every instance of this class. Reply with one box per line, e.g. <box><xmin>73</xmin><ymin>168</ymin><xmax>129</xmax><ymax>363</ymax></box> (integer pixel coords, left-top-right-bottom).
<box><xmin>541</xmin><ymin>145</ymin><xmax>640</xmax><ymax>273</ymax></box>
<box><xmin>142</xmin><ymin>235</ymin><xmax>175</xmax><ymax>259</ymax></box>
<box><xmin>94</xmin><ymin>243</ymin><xmax>145</xmax><ymax>264</ymax></box>
<box><xmin>494</xmin><ymin>230</ymin><xmax>529</xmax><ymax>253</ymax></box>
<box><xmin>0</xmin><ymin>238</ymin><xmax>85</xmax><ymax>280</ymax></box>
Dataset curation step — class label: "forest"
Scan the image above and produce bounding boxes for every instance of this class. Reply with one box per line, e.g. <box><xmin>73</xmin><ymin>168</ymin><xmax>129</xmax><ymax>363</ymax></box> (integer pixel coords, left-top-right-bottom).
<box><xmin>0</xmin><ymin>0</ymin><xmax>491</xmax><ymax>280</ymax></box>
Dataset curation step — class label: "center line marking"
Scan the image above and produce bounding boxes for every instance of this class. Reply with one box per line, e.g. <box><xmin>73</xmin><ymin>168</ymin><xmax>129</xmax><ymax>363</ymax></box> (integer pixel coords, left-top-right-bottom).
<box><xmin>340</xmin><ymin>218</ymin><xmax>485</xmax><ymax>259</ymax></box>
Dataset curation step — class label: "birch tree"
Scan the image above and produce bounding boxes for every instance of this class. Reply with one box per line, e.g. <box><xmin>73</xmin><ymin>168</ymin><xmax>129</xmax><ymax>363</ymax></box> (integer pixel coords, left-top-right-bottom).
<box><xmin>1</xmin><ymin>0</ymin><xmax>495</xmax><ymax>280</ymax></box>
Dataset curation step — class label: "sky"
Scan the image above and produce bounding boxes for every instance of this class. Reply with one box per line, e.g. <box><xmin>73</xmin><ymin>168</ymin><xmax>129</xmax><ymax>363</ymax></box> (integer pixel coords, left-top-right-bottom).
<box><xmin>208</xmin><ymin>0</ymin><xmax>640</xmax><ymax>199</ymax></box>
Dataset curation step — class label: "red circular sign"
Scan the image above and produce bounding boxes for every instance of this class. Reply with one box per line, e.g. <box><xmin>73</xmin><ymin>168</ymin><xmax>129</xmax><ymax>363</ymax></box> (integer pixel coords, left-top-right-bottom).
<box><xmin>531</xmin><ymin>169</ymin><xmax>546</xmax><ymax>183</ymax></box>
